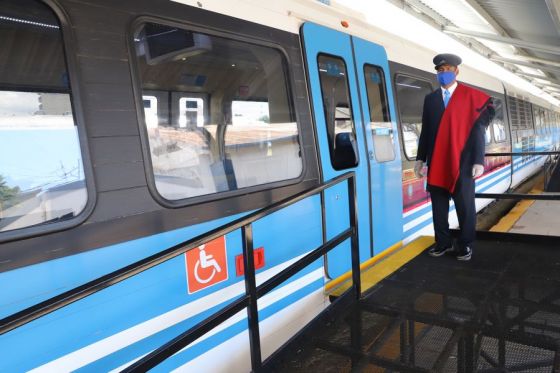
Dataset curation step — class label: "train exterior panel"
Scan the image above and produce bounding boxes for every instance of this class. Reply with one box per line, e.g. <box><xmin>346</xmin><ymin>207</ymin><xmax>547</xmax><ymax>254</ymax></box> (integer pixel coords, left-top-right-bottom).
<box><xmin>0</xmin><ymin>0</ymin><xmax>559</xmax><ymax>371</ymax></box>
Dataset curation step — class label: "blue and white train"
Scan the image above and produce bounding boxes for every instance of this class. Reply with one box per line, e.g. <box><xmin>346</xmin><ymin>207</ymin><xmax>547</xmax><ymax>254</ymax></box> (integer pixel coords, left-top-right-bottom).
<box><xmin>0</xmin><ymin>0</ymin><xmax>559</xmax><ymax>371</ymax></box>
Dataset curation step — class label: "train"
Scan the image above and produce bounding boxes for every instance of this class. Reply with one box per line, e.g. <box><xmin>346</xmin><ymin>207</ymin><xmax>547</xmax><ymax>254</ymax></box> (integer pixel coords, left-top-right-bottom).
<box><xmin>0</xmin><ymin>0</ymin><xmax>559</xmax><ymax>371</ymax></box>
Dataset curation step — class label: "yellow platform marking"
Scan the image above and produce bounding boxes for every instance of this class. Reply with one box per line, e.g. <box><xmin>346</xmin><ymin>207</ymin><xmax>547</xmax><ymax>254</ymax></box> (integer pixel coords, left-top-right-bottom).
<box><xmin>326</xmin><ymin>236</ymin><xmax>435</xmax><ymax>297</ymax></box>
<box><xmin>325</xmin><ymin>240</ymin><xmax>403</xmax><ymax>292</ymax></box>
<box><xmin>490</xmin><ymin>176</ymin><xmax>543</xmax><ymax>233</ymax></box>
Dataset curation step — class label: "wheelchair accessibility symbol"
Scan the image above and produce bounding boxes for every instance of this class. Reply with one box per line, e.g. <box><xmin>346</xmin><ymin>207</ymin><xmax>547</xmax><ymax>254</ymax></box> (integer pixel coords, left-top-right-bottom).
<box><xmin>185</xmin><ymin>236</ymin><xmax>228</xmax><ymax>294</ymax></box>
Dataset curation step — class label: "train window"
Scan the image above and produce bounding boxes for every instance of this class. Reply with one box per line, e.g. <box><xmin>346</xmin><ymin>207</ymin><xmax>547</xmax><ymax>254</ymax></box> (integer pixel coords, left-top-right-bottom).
<box><xmin>533</xmin><ymin>106</ymin><xmax>544</xmax><ymax>135</ymax></box>
<box><xmin>484</xmin><ymin>127</ymin><xmax>492</xmax><ymax>144</ymax></box>
<box><xmin>508</xmin><ymin>96</ymin><xmax>532</xmax><ymax>130</ymax></box>
<box><xmin>133</xmin><ymin>22</ymin><xmax>302</xmax><ymax>201</ymax></box>
<box><xmin>317</xmin><ymin>54</ymin><xmax>358</xmax><ymax>170</ymax></box>
<box><xmin>394</xmin><ymin>75</ymin><xmax>433</xmax><ymax>160</ymax></box>
<box><xmin>546</xmin><ymin>110</ymin><xmax>553</xmax><ymax>133</ymax></box>
<box><xmin>491</xmin><ymin>98</ymin><xmax>506</xmax><ymax>143</ymax></box>
<box><xmin>0</xmin><ymin>0</ymin><xmax>87</xmax><ymax>233</ymax></box>
<box><xmin>363</xmin><ymin>65</ymin><xmax>395</xmax><ymax>162</ymax></box>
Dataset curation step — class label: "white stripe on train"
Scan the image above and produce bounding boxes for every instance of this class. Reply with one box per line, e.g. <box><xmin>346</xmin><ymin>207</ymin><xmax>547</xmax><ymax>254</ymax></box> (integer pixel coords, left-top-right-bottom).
<box><xmin>30</xmin><ymin>254</ymin><xmax>323</xmax><ymax>372</ymax></box>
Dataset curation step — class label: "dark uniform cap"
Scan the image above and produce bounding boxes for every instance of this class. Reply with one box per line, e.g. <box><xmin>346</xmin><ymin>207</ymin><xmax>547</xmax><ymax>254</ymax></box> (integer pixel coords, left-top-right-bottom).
<box><xmin>433</xmin><ymin>53</ymin><xmax>462</xmax><ymax>70</ymax></box>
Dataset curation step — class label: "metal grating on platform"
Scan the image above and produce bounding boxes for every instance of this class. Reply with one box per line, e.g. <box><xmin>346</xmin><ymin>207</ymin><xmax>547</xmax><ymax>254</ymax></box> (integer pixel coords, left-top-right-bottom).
<box><xmin>266</xmin><ymin>237</ymin><xmax>560</xmax><ymax>372</ymax></box>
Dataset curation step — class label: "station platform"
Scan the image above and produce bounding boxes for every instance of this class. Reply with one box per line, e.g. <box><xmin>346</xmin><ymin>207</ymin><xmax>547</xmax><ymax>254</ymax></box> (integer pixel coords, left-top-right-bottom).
<box><xmin>265</xmin><ymin>234</ymin><xmax>560</xmax><ymax>372</ymax></box>
<box><xmin>490</xmin><ymin>177</ymin><xmax>560</xmax><ymax>236</ymax></box>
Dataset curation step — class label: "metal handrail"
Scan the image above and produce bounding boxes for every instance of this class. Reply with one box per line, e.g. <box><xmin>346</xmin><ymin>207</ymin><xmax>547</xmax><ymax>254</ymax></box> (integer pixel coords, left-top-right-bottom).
<box><xmin>0</xmin><ymin>172</ymin><xmax>360</xmax><ymax>373</ymax></box>
<box><xmin>475</xmin><ymin>193</ymin><xmax>560</xmax><ymax>200</ymax></box>
<box><xmin>476</xmin><ymin>150</ymin><xmax>560</xmax><ymax>200</ymax></box>
<box><xmin>484</xmin><ymin>151</ymin><xmax>560</xmax><ymax>156</ymax></box>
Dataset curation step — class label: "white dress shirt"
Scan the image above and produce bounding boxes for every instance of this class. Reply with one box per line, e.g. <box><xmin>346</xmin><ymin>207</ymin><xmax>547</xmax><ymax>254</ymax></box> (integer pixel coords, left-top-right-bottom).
<box><xmin>441</xmin><ymin>81</ymin><xmax>458</xmax><ymax>102</ymax></box>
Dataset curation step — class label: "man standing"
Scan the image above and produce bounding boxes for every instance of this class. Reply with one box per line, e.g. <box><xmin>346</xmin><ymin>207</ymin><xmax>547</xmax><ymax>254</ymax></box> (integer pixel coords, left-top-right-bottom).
<box><xmin>414</xmin><ymin>53</ymin><xmax>494</xmax><ymax>261</ymax></box>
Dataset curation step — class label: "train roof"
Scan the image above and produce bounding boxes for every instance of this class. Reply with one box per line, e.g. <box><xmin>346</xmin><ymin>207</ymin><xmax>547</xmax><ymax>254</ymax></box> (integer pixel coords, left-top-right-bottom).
<box><xmin>171</xmin><ymin>0</ymin><xmax>560</xmax><ymax>111</ymax></box>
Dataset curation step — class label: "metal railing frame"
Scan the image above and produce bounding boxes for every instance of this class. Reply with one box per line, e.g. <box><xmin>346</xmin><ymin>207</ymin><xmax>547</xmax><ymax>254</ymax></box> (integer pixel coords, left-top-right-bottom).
<box><xmin>0</xmin><ymin>172</ymin><xmax>360</xmax><ymax>373</ymax></box>
<box><xmin>476</xmin><ymin>151</ymin><xmax>560</xmax><ymax>200</ymax></box>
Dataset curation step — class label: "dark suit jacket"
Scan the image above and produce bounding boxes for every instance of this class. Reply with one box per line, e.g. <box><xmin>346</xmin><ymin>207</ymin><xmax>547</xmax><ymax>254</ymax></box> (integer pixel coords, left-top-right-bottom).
<box><xmin>416</xmin><ymin>87</ymin><xmax>494</xmax><ymax>168</ymax></box>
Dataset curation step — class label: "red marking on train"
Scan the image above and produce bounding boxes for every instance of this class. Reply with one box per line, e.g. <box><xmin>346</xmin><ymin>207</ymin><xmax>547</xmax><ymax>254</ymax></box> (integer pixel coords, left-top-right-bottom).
<box><xmin>235</xmin><ymin>247</ymin><xmax>265</xmax><ymax>276</ymax></box>
<box><xmin>185</xmin><ymin>236</ymin><xmax>228</xmax><ymax>294</ymax></box>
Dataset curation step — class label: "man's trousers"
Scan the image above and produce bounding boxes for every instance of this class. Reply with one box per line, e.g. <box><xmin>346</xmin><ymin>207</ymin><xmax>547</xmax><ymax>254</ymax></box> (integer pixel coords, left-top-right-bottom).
<box><xmin>429</xmin><ymin>170</ymin><xmax>476</xmax><ymax>250</ymax></box>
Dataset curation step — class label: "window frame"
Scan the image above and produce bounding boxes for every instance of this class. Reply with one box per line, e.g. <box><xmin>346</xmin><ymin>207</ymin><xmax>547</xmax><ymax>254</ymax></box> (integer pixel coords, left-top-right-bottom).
<box><xmin>128</xmin><ymin>16</ymin><xmax>306</xmax><ymax>208</ymax></box>
<box><xmin>0</xmin><ymin>0</ymin><xmax>96</xmax><ymax>244</ymax></box>
<box><xmin>393</xmin><ymin>73</ymin><xmax>434</xmax><ymax>162</ymax></box>
<box><xmin>362</xmin><ymin>63</ymin><xmax>395</xmax><ymax>162</ymax></box>
<box><xmin>316</xmin><ymin>52</ymin><xmax>360</xmax><ymax>170</ymax></box>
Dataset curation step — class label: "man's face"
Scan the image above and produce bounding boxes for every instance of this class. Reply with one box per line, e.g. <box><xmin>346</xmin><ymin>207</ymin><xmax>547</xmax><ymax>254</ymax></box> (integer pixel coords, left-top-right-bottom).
<box><xmin>436</xmin><ymin>64</ymin><xmax>457</xmax><ymax>73</ymax></box>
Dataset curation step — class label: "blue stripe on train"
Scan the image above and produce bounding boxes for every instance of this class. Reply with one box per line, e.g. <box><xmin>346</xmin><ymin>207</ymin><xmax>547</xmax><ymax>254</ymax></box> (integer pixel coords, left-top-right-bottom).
<box><xmin>76</xmin><ymin>277</ymin><xmax>324</xmax><ymax>372</ymax></box>
<box><xmin>404</xmin><ymin>165</ymin><xmax>510</xmax><ymax>224</ymax></box>
<box><xmin>155</xmin><ymin>278</ymin><xmax>324</xmax><ymax>372</ymax></box>
<box><xmin>0</xmin><ymin>196</ymin><xmax>323</xmax><ymax>371</ymax></box>
<box><xmin>403</xmin><ymin>154</ymin><xmax>545</xmax><ymax>237</ymax></box>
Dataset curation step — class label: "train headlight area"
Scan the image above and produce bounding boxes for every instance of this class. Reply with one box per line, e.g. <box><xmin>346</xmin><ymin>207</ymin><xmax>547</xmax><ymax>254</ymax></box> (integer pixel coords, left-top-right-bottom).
<box><xmin>2</xmin><ymin>0</ymin><xmax>560</xmax><ymax>372</ymax></box>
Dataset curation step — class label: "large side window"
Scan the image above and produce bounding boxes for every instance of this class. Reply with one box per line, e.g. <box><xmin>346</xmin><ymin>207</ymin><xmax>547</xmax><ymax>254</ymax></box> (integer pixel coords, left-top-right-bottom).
<box><xmin>508</xmin><ymin>96</ymin><xmax>533</xmax><ymax>130</ymax></box>
<box><xmin>133</xmin><ymin>23</ymin><xmax>302</xmax><ymax>201</ymax></box>
<box><xmin>0</xmin><ymin>0</ymin><xmax>87</xmax><ymax>233</ymax></box>
<box><xmin>394</xmin><ymin>75</ymin><xmax>433</xmax><ymax>160</ymax></box>
<box><xmin>317</xmin><ymin>55</ymin><xmax>358</xmax><ymax>170</ymax></box>
<box><xmin>363</xmin><ymin>65</ymin><xmax>395</xmax><ymax>162</ymax></box>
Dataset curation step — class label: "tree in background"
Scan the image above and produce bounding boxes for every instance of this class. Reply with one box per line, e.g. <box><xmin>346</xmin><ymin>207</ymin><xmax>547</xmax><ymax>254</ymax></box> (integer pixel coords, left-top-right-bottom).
<box><xmin>0</xmin><ymin>175</ymin><xmax>20</xmax><ymax>209</ymax></box>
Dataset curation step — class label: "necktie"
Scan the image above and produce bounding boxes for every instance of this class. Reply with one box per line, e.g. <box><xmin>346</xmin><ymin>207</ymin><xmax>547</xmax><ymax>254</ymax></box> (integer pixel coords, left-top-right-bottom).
<box><xmin>443</xmin><ymin>89</ymin><xmax>450</xmax><ymax>108</ymax></box>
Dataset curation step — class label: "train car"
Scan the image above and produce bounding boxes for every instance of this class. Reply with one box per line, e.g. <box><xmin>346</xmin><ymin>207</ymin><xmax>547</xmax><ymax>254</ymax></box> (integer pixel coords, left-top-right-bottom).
<box><xmin>0</xmin><ymin>0</ymin><xmax>559</xmax><ymax>371</ymax></box>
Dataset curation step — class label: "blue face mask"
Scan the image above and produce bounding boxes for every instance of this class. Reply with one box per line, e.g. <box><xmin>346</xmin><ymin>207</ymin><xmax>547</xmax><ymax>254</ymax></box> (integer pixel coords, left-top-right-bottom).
<box><xmin>437</xmin><ymin>71</ymin><xmax>456</xmax><ymax>86</ymax></box>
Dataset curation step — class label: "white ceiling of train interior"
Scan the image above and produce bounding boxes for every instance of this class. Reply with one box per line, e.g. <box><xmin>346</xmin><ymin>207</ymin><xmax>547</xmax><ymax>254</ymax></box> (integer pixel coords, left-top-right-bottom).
<box><xmin>333</xmin><ymin>0</ymin><xmax>560</xmax><ymax>107</ymax></box>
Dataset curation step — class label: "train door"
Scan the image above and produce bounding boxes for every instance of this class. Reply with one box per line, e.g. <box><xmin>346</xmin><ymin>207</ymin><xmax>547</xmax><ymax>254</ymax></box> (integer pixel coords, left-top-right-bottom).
<box><xmin>302</xmin><ymin>23</ymin><xmax>402</xmax><ymax>279</ymax></box>
<box><xmin>352</xmin><ymin>37</ymin><xmax>403</xmax><ymax>255</ymax></box>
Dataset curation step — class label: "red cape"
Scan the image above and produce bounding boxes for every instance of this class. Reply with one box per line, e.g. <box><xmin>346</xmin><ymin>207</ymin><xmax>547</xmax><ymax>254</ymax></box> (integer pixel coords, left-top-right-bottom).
<box><xmin>427</xmin><ymin>84</ymin><xmax>491</xmax><ymax>193</ymax></box>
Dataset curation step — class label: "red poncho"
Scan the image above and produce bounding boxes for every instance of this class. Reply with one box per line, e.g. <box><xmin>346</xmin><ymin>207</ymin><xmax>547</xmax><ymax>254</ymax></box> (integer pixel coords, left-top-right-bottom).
<box><xmin>427</xmin><ymin>84</ymin><xmax>491</xmax><ymax>193</ymax></box>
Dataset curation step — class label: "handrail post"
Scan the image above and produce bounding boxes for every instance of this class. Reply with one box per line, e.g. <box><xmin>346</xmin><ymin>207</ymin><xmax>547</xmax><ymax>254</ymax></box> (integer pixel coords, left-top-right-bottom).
<box><xmin>242</xmin><ymin>224</ymin><xmax>262</xmax><ymax>372</ymax></box>
<box><xmin>347</xmin><ymin>175</ymin><xmax>361</xmax><ymax>299</ymax></box>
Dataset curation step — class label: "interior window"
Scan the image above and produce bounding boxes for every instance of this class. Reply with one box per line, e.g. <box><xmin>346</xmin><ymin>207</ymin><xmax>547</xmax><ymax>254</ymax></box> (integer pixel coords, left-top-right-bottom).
<box><xmin>0</xmin><ymin>0</ymin><xmax>87</xmax><ymax>233</ymax></box>
<box><xmin>317</xmin><ymin>54</ymin><xmax>358</xmax><ymax>170</ymax></box>
<box><xmin>133</xmin><ymin>22</ymin><xmax>302</xmax><ymax>200</ymax></box>
<box><xmin>485</xmin><ymin>127</ymin><xmax>492</xmax><ymax>144</ymax></box>
<box><xmin>394</xmin><ymin>75</ymin><xmax>433</xmax><ymax>160</ymax></box>
<box><xmin>491</xmin><ymin>97</ymin><xmax>506</xmax><ymax>143</ymax></box>
<box><xmin>363</xmin><ymin>65</ymin><xmax>395</xmax><ymax>162</ymax></box>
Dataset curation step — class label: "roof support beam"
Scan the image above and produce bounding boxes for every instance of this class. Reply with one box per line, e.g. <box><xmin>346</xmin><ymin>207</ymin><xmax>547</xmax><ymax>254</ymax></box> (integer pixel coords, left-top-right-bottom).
<box><xmin>538</xmin><ymin>82</ymin><xmax>560</xmax><ymax>90</ymax></box>
<box><xmin>512</xmin><ymin>54</ymin><xmax>560</xmax><ymax>68</ymax></box>
<box><xmin>490</xmin><ymin>56</ymin><xmax>560</xmax><ymax>75</ymax></box>
<box><xmin>545</xmin><ymin>0</ymin><xmax>560</xmax><ymax>36</ymax></box>
<box><xmin>515</xmin><ymin>71</ymin><xmax>560</xmax><ymax>85</ymax></box>
<box><xmin>462</xmin><ymin>0</ymin><xmax>510</xmax><ymax>38</ymax></box>
<box><xmin>443</xmin><ymin>26</ymin><xmax>560</xmax><ymax>55</ymax></box>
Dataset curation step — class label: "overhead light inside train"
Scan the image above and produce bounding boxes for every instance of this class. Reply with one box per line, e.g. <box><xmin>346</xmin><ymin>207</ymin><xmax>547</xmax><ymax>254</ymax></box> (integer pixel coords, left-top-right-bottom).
<box><xmin>0</xmin><ymin>15</ymin><xmax>59</xmax><ymax>29</ymax></box>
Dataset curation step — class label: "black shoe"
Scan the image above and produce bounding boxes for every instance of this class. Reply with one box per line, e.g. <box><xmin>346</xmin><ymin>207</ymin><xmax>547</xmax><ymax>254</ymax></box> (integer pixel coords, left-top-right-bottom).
<box><xmin>429</xmin><ymin>245</ymin><xmax>453</xmax><ymax>257</ymax></box>
<box><xmin>456</xmin><ymin>246</ymin><xmax>472</xmax><ymax>261</ymax></box>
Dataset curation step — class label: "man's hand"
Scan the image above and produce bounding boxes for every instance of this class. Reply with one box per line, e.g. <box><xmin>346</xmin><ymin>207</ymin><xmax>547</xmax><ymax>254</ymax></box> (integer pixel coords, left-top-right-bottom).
<box><xmin>472</xmin><ymin>164</ymin><xmax>484</xmax><ymax>179</ymax></box>
<box><xmin>414</xmin><ymin>160</ymin><xmax>426</xmax><ymax>179</ymax></box>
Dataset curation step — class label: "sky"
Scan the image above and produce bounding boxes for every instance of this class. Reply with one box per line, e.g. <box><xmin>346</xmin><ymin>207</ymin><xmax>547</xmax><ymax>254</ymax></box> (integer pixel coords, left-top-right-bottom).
<box><xmin>0</xmin><ymin>92</ymin><xmax>40</xmax><ymax>116</ymax></box>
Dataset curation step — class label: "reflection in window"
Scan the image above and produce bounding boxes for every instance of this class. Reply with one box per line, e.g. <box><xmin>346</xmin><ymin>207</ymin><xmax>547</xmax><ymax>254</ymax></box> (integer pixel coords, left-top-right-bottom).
<box><xmin>0</xmin><ymin>0</ymin><xmax>87</xmax><ymax>233</ymax></box>
<box><xmin>363</xmin><ymin>65</ymin><xmax>394</xmax><ymax>162</ymax></box>
<box><xmin>179</xmin><ymin>98</ymin><xmax>203</xmax><ymax>128</ymax></box>
<box><xmin>133</xmin><ymin>23</ymin><xmax>302</xmax><ymax>200</ymax></box>
<box><xmin>491</xmin><ymin>98</ymin><xmax>506</xmax><ymax>143</ymax></box>
<box><xmin>395</xmin><ymin>75</ymin><xmax>433</xmax><ymax>160</ymax></box>
<box><xmin>143</xmin><ymin>95</ymin><xmax>158</xmax><ymax>128</ymax></box>
<box><xmin>317</xmin><ymin>55</ymin><xmax>358</xmax><ymax>170</ymax></box>
<box><xmin>493</xmin><ymin>122</ymin><xmax>506</xmax><ymax>142</ymax></box>
<box><xmin>485</xmin><ymin>126</ymin><xmax>492</xmax><ymax>144</ymax></box>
